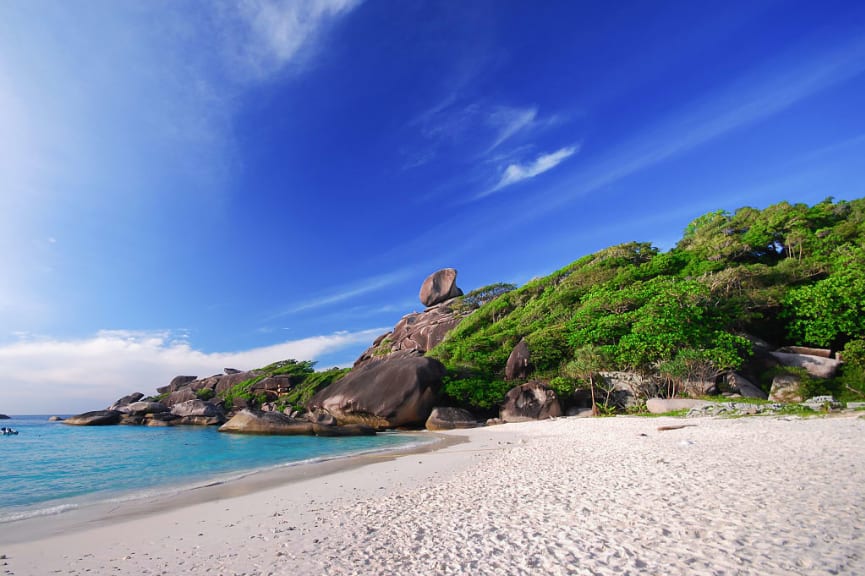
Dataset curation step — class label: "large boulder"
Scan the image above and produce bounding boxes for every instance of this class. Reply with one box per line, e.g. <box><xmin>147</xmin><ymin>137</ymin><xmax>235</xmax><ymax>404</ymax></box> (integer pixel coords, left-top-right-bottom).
<box><xmin>308</xmin><ymin>356</ymin><xmax>445</xmax><ymax>429</ymax></box>
<box><xmin>108</xmin><ymin>392</ymin><xmax>144</xmax><ymax>411</ymax></box>
<box><xmin>419</xmin><ymin>268</ymin><xmax>463</xmax><ymax>307</ymax></box>
<box><xmin>598</xmin><ymin>372</ymin><xmax>658</xmax><ymax>409</ymax></box>
<box><xmin>64</xmin><ymin>410</ymin><xmax>122</xmax><ymax>426</ymax></box>
<box><xmin>170</xmin><ymin>399</ymin><xmax>224</xmax><ymax>419</ymax></box>
<box><xmin>717</xmin><ymin>372</ymin><xmax>768</xmax><ymax>399</ymax></box>
<box><xmin>777</xmin><ymin>346</ymin><xmax>832</xmax><ymax>359</ymax></box>
<box><xmin>425</xmin><ymin>407</ymin><xmax>479</xmax><ymax>430</ymax></box>
<box><xmin>0</xmin><ymin>414</ymin><xmax>9</xmax><ymax>420</ymax></box>
<box><xmin>769</xmin><ymin>352</ymin><xmax>841</xmax><ymax>379</ymax></box>
<box><xmin>769</xmin><ymin>373</ymin><xmax>803</xmax><ymax>403</ymax></box>
<box><xmin>124</xmin><ymin>401</ymin><xmax>169</xmax><ymax>415</ymax></box>
<box><xmin>164</xmin><ymin>387</ymin><xmax>196</xmax><ymax>408</ymax></box>
<box><xmin>500</xmin><ymin>381</ymin><xmax>562</xmax><ymax>423</ymax></box>
<box><xmin>156</xmin><ymin>376</ymin><xmax>197</xmax><ymax>395</ymax></box>
<box><xmin>505</xmin><ymin>339</ymin><xmax>531</xmax><ymax>381</ymax></box>
<box><xmin>219</xmin><ymin>410</ymin><xmax>316</xmax><ymax>435</ymax></box>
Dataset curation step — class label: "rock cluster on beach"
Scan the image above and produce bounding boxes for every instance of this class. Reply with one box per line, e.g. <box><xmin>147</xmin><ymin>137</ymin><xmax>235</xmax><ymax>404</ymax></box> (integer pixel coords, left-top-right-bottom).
<box><xmin>61</xmin><ymin>266</ymin><xmax>850</xmax><ymax>438</ymax></box>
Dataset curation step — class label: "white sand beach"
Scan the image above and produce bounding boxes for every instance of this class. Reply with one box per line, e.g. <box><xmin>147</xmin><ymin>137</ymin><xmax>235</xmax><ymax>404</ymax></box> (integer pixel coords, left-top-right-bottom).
<box><xmin>2</xmin><ymin>414</ymin><xmax>864</xmax><ymax>576</ymax></box>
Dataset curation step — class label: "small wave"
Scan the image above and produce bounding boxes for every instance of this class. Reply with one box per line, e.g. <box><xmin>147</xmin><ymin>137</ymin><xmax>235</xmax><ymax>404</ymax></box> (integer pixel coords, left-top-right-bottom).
<box><xmin>0</xmin><ymin>503</ymin><xmax>79</xmax><ymax>524</ymax></box>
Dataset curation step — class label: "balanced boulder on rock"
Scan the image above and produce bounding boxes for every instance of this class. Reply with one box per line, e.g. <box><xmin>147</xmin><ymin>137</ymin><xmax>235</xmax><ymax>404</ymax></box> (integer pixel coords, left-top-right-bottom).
<box><xmin>308</xmin><ymin>356</ymin><xmax>445</xmax><ymax>429</ymax></box>
<box><xmin>419</xmin><ymin>268</ymin><xmax>463</xmax><ymax>307</ymax></box>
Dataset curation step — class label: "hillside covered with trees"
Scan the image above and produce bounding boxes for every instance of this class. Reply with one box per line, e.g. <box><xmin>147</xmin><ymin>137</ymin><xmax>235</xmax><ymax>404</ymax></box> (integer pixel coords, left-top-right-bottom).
<box><xmin>428</xmin><ymin>197</ymin><xmax>865</xmax><ymax>412</ymax></box>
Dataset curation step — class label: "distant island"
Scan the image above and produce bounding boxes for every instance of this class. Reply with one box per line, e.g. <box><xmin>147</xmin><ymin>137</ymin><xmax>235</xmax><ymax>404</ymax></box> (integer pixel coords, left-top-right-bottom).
<box><xmin>67</xmin><ymin>197</ymin><xmax>865</xmax><ymax>430</ymax></box>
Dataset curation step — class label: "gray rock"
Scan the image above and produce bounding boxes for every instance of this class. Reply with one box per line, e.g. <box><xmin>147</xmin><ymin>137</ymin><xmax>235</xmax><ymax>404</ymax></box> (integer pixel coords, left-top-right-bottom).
<box><xmin>306</xmin><ymin>410</ymin><xmax>337</xmax><ymax>426</ymax></box>
<box><xmin>164</xmin><ymin>387</ymin><xmax>197</xmax><ymax>408</ymax></box>
<box><xmin>419</xmin><ymin>268</ymin><xmax>463</xmax><ymax>307</ymax></box>
<box><xmin>801</xmin><ymin>396</ymin><xmax>841</xmax><ymax>410</ymax></box>
<box><xmin>156</xmin><ymin>376</ymin><xmax>197</xmax><ymax>395</ymax></box>
<box><xmin>48</xmin><ymin>416</ymin><xmax>63</xmax><ymax>421</ymax></box>
<box><xmin>645</xmin><ymin>398</ymin><xmax>710</xmax><ymax>414</ymax></box>
<box><xmin>500</xmin><ymin>381</ymin><xmax>562</xmax><ymax>423</ymax></box>
<box><xmin>769</xmin><ymin>373</ymin><xmax>803</xmax><ymax>403</ymax></box>
<box><xmin>425</xmin><ymin>407</ymin><xmax>479</xmax><ymax>430</ymax></box>
<box><xmin>598</xmin><ymin>372</ymin><xmax>659</xmax><ymax>408</ymax></box>
<box><xmin>308</xmin><ymin>356</ymin><xmax>445</xmax><ymax>429</ymax></box>
<box><xmin>219</xmin><ymin>410</ymin><xmax>316</xmax><ymax>435</ymax></box>
<box><xmin>64</xmin><ymin>410</ymin><xmax>122</xmax><ymax>426</ymax></box>
<box><xmin>124</xmin><ymin>401</ymin><xmax>169</xmax><ymax>416</ymax></box>
<box><xmin>566</xmin><ymin>407</ymin><xmax>594</xmax><ymax>418</ymax></box>
<box><xmin>505</xmin><ymin>339</ymin><xmax>531</xmax><ymax>381</ymax></box>
<box><xmin>354</xmin><ymin>302</ymin><xmax>466</xmax><ymax>368</ymax></box>
<box><xmin>108</xmin><ymin>392</ymin><xmax>144</xmax><ymax>411</ymax></box>
<box><xmin>170</xmin><ymin>399</ymin><xmax>224</xmax><ymax>419</ymax></box>
<box><xmin>224</xmin><ymin>368</ymin><xmax>242</xmax><ymax>375</ymax></box>
<box><xmin>718</xmin><ymin>372</ymin><xmax>768</xmax><ymax>399</ymax></box>
<box><xmin>847</xmin><ymin>402</ymin><xmax>865</xmax><ymax>410</ymax></box>
<box><xmin>769</xmin><ymin>351</ymin><xmax>841</xmax><ymax>379</ymax></box>
<box><xmin>0</xmin><ymin>414</ymin><xmax>9</xmax><ymax>420</ymax></box>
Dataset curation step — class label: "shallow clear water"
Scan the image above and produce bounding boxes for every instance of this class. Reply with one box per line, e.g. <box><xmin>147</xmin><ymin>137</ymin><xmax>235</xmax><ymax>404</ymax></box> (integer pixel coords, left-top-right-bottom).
<box><xmin>0</xmin><ymin>415</ymin><xmax>425</xmax><ymax>522</ymax></box>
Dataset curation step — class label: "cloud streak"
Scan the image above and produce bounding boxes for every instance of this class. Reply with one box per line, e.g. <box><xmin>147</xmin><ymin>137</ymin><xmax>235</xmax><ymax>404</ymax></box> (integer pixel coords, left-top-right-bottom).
<box><xmin>230</xmin><ymin>0</ymin><xmax>364</xmax><ymax>80</ymax></box>
<box><xmin>266</xmin><ymin>268</ymin><xmax>415</xmax><ymax>319</ymax></box>
<box><xmin>0</xmin><ymin>328</ymin><xmax>384</xmax><ymax>414</ymax></box>
<box><xmin>483</xmin><ymin>145</ymin><xmax>579</xmax><ymax>197</ymax></box>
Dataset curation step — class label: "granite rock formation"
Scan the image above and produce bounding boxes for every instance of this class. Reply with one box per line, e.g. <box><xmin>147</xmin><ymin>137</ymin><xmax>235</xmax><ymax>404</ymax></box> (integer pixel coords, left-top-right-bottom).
<box><xmin>308</xmin><ymin>356</ymin><xmax>445</xmax><ymax>429</ymax></box>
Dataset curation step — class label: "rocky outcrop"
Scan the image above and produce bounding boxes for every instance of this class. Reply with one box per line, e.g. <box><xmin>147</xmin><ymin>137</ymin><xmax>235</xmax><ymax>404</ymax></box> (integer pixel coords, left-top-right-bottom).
<box><xmin>308</xmin><ymin>356</ymin><xmax>445</xmax><ymax>429</ymax></box>
<box><xmin>500</xmin><ymin>381</ymin><xmax>562</xmax><ymax>423</ymax></box>
<box><xmin>769</xmin><ymin>352</ymin><xmax>841</xmax><ymax>379</ymax></box>
<box><xmin>505</xmin><ymin>339</ymin><xmax>531</xmax><ymax>381</ymax></box>
<box><xmin>48</xmin><ymin>415</ymin><xmax>63</xmax><ymax>421</ymax></box>
<box><xmin>219</xmin><ymin>410</ymin><xmax>376</xmax><ymax>436</ymax></box>
<box><xmin>64</xmin><ymin>410</ymin><xmax>123</xmax><ymax>426</ymax></box>
<box><xmin>419</xmin><ymin>268</ymin><xmax>463</xmax><ymax>307</ymax></box>
<box><xmin>425</xmin><ymin>407</ymin><xmax>479</xmax><ymax>430</ymax></box>
<box><xmin>169</xmin><ymin>399</ymin><xmax>225</xmax><ymax>425</ymax></box>
<box><xmin>0</xmin><ymin>414</ymin><xmax>9</xmax><ymax>420</ymax></box>
<box><xmin>354</xmin><ymin>302</ymin><xmax>466</xmax><ymax>368</ymax></box>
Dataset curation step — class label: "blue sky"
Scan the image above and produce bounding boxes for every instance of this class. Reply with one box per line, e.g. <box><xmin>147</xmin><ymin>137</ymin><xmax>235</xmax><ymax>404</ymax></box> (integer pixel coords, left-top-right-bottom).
<box><xmin>2</xmin><ymin>0</ymin><xmax>865</xmax><ymax>413</ymax></box>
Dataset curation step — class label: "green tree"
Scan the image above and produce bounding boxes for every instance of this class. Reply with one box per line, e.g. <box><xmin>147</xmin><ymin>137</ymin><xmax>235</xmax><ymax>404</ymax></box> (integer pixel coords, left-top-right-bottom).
<box><xmin>783</xmin><ymin>246</ymin><xmax>865</xmax><ymax>347</ymax></box>
<box><xmin>564</xmin><ymin>345</ymin><xmax>611</xmax><ymax>415</ymax></box>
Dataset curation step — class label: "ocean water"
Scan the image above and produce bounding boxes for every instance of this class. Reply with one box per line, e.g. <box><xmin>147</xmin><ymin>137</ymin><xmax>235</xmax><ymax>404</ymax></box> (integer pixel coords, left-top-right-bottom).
<box><xmin>0</xmin><ymin>415</ymin><xmax>428</xmax><ymax>523</ymax></box>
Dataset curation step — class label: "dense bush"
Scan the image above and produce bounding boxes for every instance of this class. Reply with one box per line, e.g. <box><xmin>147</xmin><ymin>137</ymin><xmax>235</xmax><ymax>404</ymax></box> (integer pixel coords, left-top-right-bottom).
<box><xmin>428</xmin><ymin>197</ymin><xmax>865</xmax><ymax>410</ymax></box>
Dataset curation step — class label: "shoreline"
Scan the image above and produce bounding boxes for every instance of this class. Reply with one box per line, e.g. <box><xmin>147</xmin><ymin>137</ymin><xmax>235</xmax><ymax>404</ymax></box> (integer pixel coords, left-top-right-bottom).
<box><xmin>0</xmin><ymin>430</ymin><xmax>457</xmax><ymax>545</ymax></box>
<box><xmin>3</xmin><ymin>414</ymin><xmax>865</xmax><ymax>575</ymax></box>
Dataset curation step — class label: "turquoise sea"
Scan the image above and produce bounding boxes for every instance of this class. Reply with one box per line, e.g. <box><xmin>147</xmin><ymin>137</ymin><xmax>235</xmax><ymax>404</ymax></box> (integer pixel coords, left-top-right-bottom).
<box><xmin>0</xmin><ymin>415</ymin><xmax>427</xmax><ymax>523</ymax></box>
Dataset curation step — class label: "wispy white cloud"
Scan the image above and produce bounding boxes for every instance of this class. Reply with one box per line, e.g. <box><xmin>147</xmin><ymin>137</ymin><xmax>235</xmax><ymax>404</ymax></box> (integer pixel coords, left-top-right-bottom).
<box><xmin>483</xmin><ymin>145</ymin><xmax>579</xmax><ymax>197</ymax></box>
<box><xmin>267</xmin><ymin>269</ymin><xmax>415</xmax><ymax>319</ymax></box>
<box><xmin>229</xmin><ymin>0</ymin><xmax>364</xmax><ymax>80</ymax></box>
<box><xmin>0</xmin><ymin>328</ymin><xmax>384</xmax><ymax>414</ymax></box>
<box><xmin>486</xmin><ymin>105</ymin><xmax>538</xmax><ymax>151</ymax></box>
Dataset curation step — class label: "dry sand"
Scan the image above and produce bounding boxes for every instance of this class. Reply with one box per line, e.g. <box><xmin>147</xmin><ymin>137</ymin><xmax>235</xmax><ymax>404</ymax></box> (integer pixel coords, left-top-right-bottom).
<box><xmin>2</xmin><ymin>414</ymin><xmax>864</xmax><ymax>575</ymax></box>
